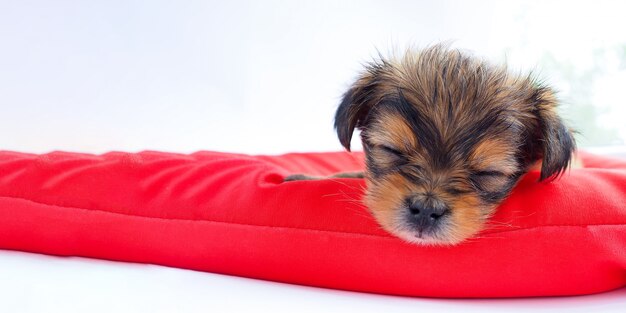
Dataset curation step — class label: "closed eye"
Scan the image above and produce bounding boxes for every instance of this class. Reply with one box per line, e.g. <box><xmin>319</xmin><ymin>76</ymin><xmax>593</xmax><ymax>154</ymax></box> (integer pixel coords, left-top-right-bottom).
<box><xmin>469</xmin><ymin>170</ymin><xmax>510</xmax><ymax>193</ymax></box>
<box><xmin>445</xmin><ymin>187</ymin><xmax>471</xmax><ymax>195</ymax></box>
<box><xmin>472</xmin><ymin>170</ymin><xmax>506</xmax><ymax>178</ymax></box>
<box><xmin>378</xmin><ymin>145</ymin><xmax>405</xmax><ymax>158</ymax></box>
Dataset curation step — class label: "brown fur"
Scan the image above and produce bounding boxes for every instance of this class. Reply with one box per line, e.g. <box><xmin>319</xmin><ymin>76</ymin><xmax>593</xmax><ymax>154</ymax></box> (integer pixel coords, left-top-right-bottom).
<box><xmin>335</xmin><ymin>45</ymin><xmax>576</xmax><ymax>245</ymax></box>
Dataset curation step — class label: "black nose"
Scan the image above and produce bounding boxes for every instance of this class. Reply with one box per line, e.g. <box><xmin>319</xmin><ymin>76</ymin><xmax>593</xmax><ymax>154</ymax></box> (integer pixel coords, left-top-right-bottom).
<box><xmin>407</xmin><ymin>201</ymin><xmax>449</xmax><ymax>230</ymax></box>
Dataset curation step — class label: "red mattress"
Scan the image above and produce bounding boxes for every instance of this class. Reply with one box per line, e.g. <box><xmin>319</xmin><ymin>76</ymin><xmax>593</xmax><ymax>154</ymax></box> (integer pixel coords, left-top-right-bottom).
<box><xmin>0</xmin><ymin>150</ymin><xmax>625</xmax><ymax>297</ymax></box>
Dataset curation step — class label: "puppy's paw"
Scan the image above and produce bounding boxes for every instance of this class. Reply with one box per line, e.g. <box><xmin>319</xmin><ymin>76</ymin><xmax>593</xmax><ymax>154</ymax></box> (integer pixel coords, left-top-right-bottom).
<box><xmin>330</xmin><ymin>171</ymin><xmax>364</xmax><ymax>179</ymax></box>
<box><xmin>283</xmin><ymin>172</ymin><xmax>364</xmax><ymax>182</ymax></box>
<box><xmin>283</xmin><ymin>174</ymin><xmax>322</xmax><ymax>181</ymax></box>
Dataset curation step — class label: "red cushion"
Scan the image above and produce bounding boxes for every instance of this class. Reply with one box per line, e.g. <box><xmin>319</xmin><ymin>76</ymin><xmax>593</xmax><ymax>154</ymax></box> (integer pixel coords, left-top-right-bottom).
<box><xmin>0</xmin><ymin>150</ymin><xmax>625</xmax><ymax>297</ymax></box>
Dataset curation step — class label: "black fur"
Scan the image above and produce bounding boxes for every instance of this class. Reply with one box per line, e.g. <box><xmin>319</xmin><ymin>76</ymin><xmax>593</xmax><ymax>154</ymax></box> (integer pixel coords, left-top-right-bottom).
<box><xmin>531</xmin><ymin>88</ymin><xmax>577</xmax><ymax>181</ymax></box>
<box><xmin>334</xmin><ymin>88</ymin><xmax>360</xmax><ymax>151</ymax></box>
<box><xmin>334</xmin><ymin>72</ymin><xmax>381</xmax><ymax>151</ymax></box>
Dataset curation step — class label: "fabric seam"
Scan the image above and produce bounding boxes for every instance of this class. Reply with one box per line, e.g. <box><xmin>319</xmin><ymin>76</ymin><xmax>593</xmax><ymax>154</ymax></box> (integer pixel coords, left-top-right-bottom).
<box><xmin>1</xmin><ymin>195</ymin><xmax>624</xmax><ymax>239</ymax></box>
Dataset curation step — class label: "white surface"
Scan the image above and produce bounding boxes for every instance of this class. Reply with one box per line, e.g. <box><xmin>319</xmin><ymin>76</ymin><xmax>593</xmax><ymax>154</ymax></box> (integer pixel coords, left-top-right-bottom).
<box><xmin>0</xmin><ymin>250</ymin><xmax>624</xmax><ymax>313</ymax></box>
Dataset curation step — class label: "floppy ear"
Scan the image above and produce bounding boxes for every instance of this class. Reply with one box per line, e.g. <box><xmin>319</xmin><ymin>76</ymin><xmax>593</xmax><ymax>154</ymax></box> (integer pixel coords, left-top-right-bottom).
<box><xmin>334</xmin><ymin>70</ymin><xmax>380</xmax><ymax>151</ymax></box>
<box><xmin>531</xmin><ymin>87</ymin><xmax>577</xmax><ymax>181</ymax></box>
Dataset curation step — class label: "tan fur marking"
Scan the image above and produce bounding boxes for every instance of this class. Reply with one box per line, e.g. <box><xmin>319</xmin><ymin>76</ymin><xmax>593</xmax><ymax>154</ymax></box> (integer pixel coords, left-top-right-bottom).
<box><xmin>469</xmin><ymin>139</ymin><xmax>518</xmax><ymax>175</ymax></box>
<box><xmin>367</xmin><ymin>112</ymin><xmax>418</xmax><ymax>150</ymax></box>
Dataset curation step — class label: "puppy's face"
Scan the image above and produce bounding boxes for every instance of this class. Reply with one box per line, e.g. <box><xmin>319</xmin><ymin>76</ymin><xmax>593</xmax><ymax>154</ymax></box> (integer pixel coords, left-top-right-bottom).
<box><xmin>335</xmin><ymin>46</ymin><xmax>575</xmax><ymax>245</ymax></box>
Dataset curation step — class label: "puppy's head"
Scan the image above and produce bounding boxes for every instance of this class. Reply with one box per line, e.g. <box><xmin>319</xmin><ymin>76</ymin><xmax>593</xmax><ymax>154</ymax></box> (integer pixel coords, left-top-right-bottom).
<box><xmin>335</xmin><ymin>46</ymin><xmax>575</xmax><ymax>245</ymax></box>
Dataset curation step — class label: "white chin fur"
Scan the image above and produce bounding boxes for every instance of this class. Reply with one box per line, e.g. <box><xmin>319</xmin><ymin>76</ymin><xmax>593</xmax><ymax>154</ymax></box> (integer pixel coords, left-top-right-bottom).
<box><xmin>393</xmin><ymin>229</ymin><xmax>463</xmax><ymax>246</ymax></box>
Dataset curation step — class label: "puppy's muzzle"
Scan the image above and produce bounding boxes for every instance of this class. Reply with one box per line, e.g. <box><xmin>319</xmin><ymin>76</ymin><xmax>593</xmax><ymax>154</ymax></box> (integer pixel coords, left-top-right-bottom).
<box><xmin>406</xmin><ymin>197</ymin><xmax>450</xmax><ymax>235</ymax></box>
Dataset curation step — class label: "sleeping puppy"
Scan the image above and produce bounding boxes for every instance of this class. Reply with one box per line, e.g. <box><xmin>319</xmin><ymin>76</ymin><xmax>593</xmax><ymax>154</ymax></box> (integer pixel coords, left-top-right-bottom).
<box><xmin>287</xmin><ymin>45</ymin><xmax>576</xmax><ymax>245</ymax></box>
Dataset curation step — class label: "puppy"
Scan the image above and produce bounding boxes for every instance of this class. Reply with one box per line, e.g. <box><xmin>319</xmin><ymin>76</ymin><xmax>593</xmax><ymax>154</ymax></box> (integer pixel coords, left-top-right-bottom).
<box><xmin>289</xmin><ymin>45</ymin><xmax>576</xmax><ymax>245</ymax></box>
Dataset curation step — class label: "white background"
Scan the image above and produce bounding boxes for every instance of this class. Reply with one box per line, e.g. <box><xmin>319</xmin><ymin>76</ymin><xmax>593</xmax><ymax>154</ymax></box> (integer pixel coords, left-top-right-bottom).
<box><xmin>1</xmin><ymin>0</ymin><xmax>625</xmax><ymax>154</ymax></box>
<box><xmin>1</xmin><ymin>1</ymin><xmax>625</xmax><ymax>311</ymax></box>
